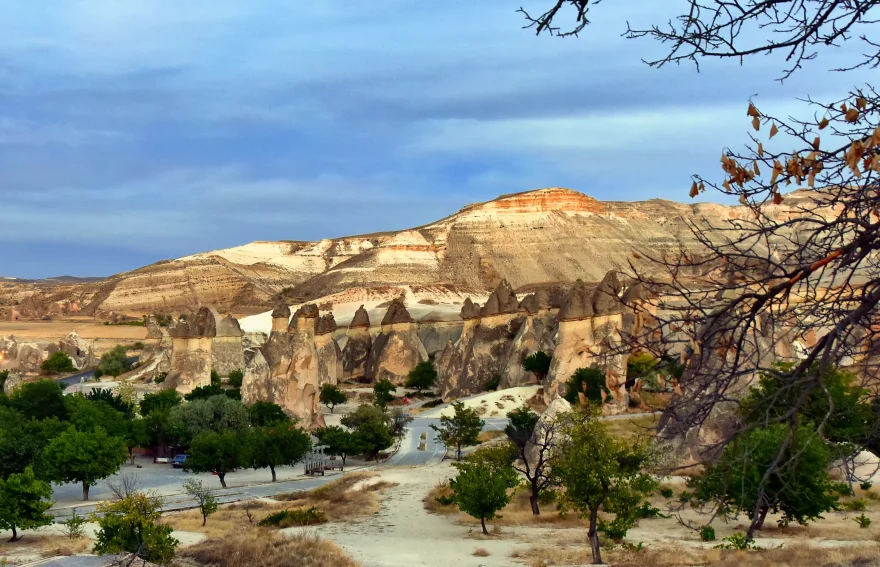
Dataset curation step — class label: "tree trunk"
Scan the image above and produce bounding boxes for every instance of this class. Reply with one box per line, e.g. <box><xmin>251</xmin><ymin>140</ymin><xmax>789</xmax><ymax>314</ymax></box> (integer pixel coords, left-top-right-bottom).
<box><xmin>588</xmin><ymin>506</ymin><xmax>602</xmax><ymax>565</ymax></box>
<box><xmin>202</xmin><ymin>511</ymin><xmax>207</xmax><ymax>527</ymax></box>
<box><xmin>746</xmin><ymin>502</ymin><xmax>769</xmax><ymax>542</ymax></box>
<box><xmin>341</xmin><ymin>455</ymin><xmax>346</xmax><ymax>470</ymax></box>
<box><xmin>82</xmin><ymin>482</ymin><xmax>90</xmax><ymax>501</ymax></box>
<box><xmin>456</xmin><ymin>445</ymin><xmax>462</xmax><ymax>461</ymax></box>
<box><xmin>756</xmin><ymin>504</ymin><xmax>770</xmax><ymax>530</ymax></box>
<box><xmin>218</xmin><ymin>473</ymin><xmax>227</xmax><ymax>489</ymax></box>
<box><xmin>480</xmin><ymin>516</ymin><xmax>488</xmax><ymax>535</ymax></box>
<box><xmin>529</xmin><ymin>481</ymin><xmax>541</xmax><ymax>515</ymax></box>
<box><xmin>270</xmin><ymin>465</ymin><xmax>277</xmax><ymax>482</ymax></box>
<box><xmin>9</xmin><ymin>526</ymin><xmax>17</xmax><ymax>542</ymax></box>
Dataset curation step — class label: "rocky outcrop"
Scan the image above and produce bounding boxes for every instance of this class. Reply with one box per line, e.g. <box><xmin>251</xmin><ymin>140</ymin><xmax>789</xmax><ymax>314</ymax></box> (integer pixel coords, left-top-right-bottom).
<box><xmin>271</xmin><ymin>305</ymin><xmax>291</xmax><ymax>332</ymax></box>
<box><xmin>499</xmin><ymin>292</ymin><xmax>556</xmax><ymax>389</ymax></box>
<box><xmin>137</xmin><ymin>315</ymin><xmax>172</xmax><ymax>380</ymax></box>
<box><xmin>365</xmin><ymin>299</ymin><xmax>428</xmax><ymax>384</ymax></box>
<box><xmin>315</xmin><ymin>313</ymin><xmax>342</xmax><ymax>386</ymax></box>
<box><xmin>59</xmin><ymin>331</ymin><xmax>97</xmax><ymax>370</ymax></box>
<box><xmin>525</xmin><ymin>396</ymin><xmax>571</xmax><ymax>466</ymax></box>
<box><xmin>212</xmin><ymin>312</ymin><xmax>245</xmax><ymax>377</ymax></box>
<box><xmin>544</xmin><ymin>272</ymin><xmax>629</xmax><ymax>413</ymax></box>
<box><xmin>342</xmin><ymin>306</ymin><xmax>372</xmax><ymax>381</ymax></box>
<box><xmin>480</xmin><ymin>279</ymin><xmax>521</xmax><ymax>317</ymax></box>
<box><xmin>165</xmin><ymin>307</ymin><xmax>217</xmax><ymax>394</ymax></box>
<box><xmin>241</xmin><ymin>304</ymin><xmax>323</xmax><ymax>428</ymax></box>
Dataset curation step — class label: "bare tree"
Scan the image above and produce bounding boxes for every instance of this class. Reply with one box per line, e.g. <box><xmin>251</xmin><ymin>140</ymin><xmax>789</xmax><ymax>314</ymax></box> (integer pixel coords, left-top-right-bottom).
<box><xmin>106</xmin><ymin>473</ymin><xmax>143</xmax><ymax>500</ymax></box>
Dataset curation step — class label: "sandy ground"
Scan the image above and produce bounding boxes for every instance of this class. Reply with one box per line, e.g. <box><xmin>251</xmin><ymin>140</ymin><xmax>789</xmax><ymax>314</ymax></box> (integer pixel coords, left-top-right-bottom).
<box><xmin>420</xmin><ymin>386</ymin><xmax>541</xmax><ymax>419</ymax></box>
<box><xmin>0</xmin><ymin>319</ymin><xmax>147</xmax><ymax>364</ymax></box>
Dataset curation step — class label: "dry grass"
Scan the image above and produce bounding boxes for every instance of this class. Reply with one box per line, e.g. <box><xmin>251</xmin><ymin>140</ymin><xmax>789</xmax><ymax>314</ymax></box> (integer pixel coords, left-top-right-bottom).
<box><xmin>517</xmin><ymin>543</ymin><xmax>880</xmax><ymax>567</ymax></box>
<box><xmin>472</xmin><ymin>548</ymin><xmax>491</xmax><ymax>557</ymax></box>
<box><xmin>604</xmin><ymin>413</ymin><xmax>660</xmax><ymax>441</ymax></box>
<box><xmin>424</xmin><ymin>483</ymin><xmax>585</xmax><ymax>527</ymax></box>
<box><xmin>0</xmin><ymin>533</ymin><xmax>91</xmax><ymax>560</ymax></box>
<box><xmin>477</xmin><ymin>430</ymin><xmax>506</xmax><ymax>444</ymax></box>
<box><xmin>165</xmin><ymin>473</ymin><xmax>396</xmax><ymax>537</ymax></box>
<box><xmin>177</xmin><ymin>529</ymin><xmax>361</xmax><ymax>567</ymax></box>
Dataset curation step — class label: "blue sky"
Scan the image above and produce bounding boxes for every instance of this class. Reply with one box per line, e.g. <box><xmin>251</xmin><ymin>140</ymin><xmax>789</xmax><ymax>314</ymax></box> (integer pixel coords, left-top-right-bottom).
<box><xmin>0</xmin><ymin>1</ymin><xmax>872</xmax><ymax>278</ymax></box>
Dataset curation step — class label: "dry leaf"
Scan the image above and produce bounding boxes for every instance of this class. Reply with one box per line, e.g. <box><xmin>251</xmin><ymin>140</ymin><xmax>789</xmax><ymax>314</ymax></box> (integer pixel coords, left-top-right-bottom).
<box><xmin>632</xmin><ymin>252</ymin><xmax>642</xmax><ymax>259</ymax></box>
<box><xmin>747</xmin><ymin>102</ymin><xmax>761</xmax><ymax>117</ymax></box>
<box><xmin>773</xmin><ymin>192</ymin><xmax>783</xmax><ymax>205</ymax></box>
<box><xmin>857</xmin><ymin>97</ymin><xmax>867</xmax><ymax>110</ymax></box>
<box><xmin>752</xmin><ymin>116</ymin><xmax>760</xmax><ymax>131</ymax></box>
<box><xmin>753</xmin><ymin>161</ymin><xmax>760</xmax><ymax>175</ymax></box>
<box><xmin>818</xmin><ymin>117</ymin><xmax>829</xmax><ymax>130</ymax></box>
<box><xmin>841</xmin><ymin>103</ymin><xmax>848</xmax><ymax>112</ymax></box>
<box><xmin>812</xmin><ymin>136</ymin><xmax>820</xmax><ymax>151</ymax></box>
<box><xmin>845</xmin><ymin>108</ymin><xmax>860</xmax><ymax>123</ymax></box>
<box><xmin>689</xmin><ymin>181</ymin><xmax>699</xmax><ymax>198</ymax></box>
<box><xmin>769</xmin><ymin>123</ymin><xmax>779</xmax><ymax>138</ymax></box>
<box><xmin>739</xmin><ymin>193</ymin><xmax>747</xmax><ymax>205</ymax></box>
<box><xmin>757</xmin><ymin>142</ymin><xmax>764</xmax><ymax>157</ymax></box>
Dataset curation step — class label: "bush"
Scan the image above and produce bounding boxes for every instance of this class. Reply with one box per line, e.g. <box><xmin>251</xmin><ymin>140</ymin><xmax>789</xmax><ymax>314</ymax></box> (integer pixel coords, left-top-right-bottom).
<box><xmin>61</xmin><ymin>508</ymin><xmax>88</xmax><ymax>539</ymax></box>
<box><xmin>94</xmin><ymin>369</ymin><xmax>105</xmax><ymax>379</ymax></box>
<box><xmin>522</xmin><ymin>351</ymin><xmax>552</xmax><ymax>381</ymax></box>
<box><xmin>860</xmin><ymin>481</ymin><xmax>873</xmax><ymax>491</ymax></box>
<box><xmin>132</xmin><ymin>342</ymin><xmax>145</xmax><ymax>350</ymax></box>
<box><xmin>659</xmin><ymin>487</ymin><xmax>675</xmax><ymax>499</ymax></box>
<box><xmin>0</xmin><ymin>370</ymin><xmax>9</xmax><ymax>389</ymax></box>
<box><xmin>406</xmin><ymin>361</ymin><xmax>438</xmax><ymax>392</ymax></box>
<box><xmin>97</xmin><ymin>345</ymin><xmax>131</xmax><ymax>377</ymax></box>
<box><xmin>228</xmin><ymin>370</ymin><xmax>244</xmax><ymax>389</ymax></box>
<box><xmin>154</xmin><ymin>373</ymin><xmax>167</xmax><ymax>384</ymax></box>
<box><xmin>714</xmin><ymin>533</ymin><xmax>760</xmax><ymax>550</ymax></box>
<box><xmin>853</xmin><ymin>513</ymin><xmax>872</xmax><ymax>528</ymax></box>
<box><xmin>258</xmin><ymin>507</ymin><xmax>326</xmax><ymax>527</ymax></box>
<box><xmin>41</xmin><ymin>352</ymin><xmax>75</xmax><ymax>374</ymax></box>
<box><xmin>484</xmin><ymin>374</ymin><xmax>501</xmax><ymax>391</ymax></box>
<box><xmin>564</xmin><ymin>367</ymin><xmax>610</xmax><ymax>404</ymax></box>
<box><xmin>422</xmin><ymin>398</ymin><xmax>444</xmax><ymax>408</ymax></box>
<box><xmin>634</xmin><ymin>502</ymin><xmax>668</xmax><ymax>519</ymax></box>
<box><xmin>699</xmin><ymin>525</ymin><xmax>716</xmax><ymax>542</ymax></box>
<box><xmin>210</xmin><ymin>370</ymin><xmax>221</xmax><ymax>385</ymax></box>
<box><xmin>841</xmin><ymin>498</ymin><xmax>867</xmax><ymax>511</ymax></box>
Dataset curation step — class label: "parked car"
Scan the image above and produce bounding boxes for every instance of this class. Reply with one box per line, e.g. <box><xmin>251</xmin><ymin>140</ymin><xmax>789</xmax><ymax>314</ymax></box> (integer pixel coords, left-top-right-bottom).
<box><xmin>172</xmin><ymin>454</ymin><xmax>189</xmax><ymax>468</ymax></box>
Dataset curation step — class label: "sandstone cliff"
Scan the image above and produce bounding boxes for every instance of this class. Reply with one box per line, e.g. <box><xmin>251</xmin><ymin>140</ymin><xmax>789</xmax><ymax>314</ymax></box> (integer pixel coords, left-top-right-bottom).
<box><xmin>364</xmin><ymin>299</ymin><xmax>428</xmax><ymax>384</ymax></box>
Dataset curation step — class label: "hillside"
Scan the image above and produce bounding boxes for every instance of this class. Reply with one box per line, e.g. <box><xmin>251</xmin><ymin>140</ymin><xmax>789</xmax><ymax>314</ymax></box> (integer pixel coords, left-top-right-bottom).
<box><xmin>0</xmin><ymin>187</ymin><xmax>804</xmax><ymax>317</ymax></box>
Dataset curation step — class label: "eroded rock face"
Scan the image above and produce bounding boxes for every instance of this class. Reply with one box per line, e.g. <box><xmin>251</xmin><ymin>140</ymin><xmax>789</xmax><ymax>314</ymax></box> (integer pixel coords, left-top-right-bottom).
<box><xmin>418</xmin><ymin>322</ymin><xmax>465</xmax><ymax>356</ymax></box>
<box><xmin>165</xmin><ymin>307</ymin><xmax>217</xmax><ymax>395</ymax></box>
<box><xmin>59</xmin><ymin>331</ymin><xmax>96</xmax><ymax>370</ymax></box>
<box><xmin>16</xmin><ymin>342</ymin><xmax>46</xmax><ymax>374</ymax></box>
<box><xmin>499</xmin><ymin>310</ymin><xmax>556</xmax><ymax>389</ymax></box>
<box><xmin>315</xmin><ymin>313</ymin><xmax>342</xmax><ymax>386</ymax></box>
<box><xmin>480</xmin><ymin>279</ymin><xmax>521</xmax><ymax>317</ymax></box>
<box><xmin>342</xmin><ymin>306</ymin><xmax>372</xmax><ymax>381</ymax></box>
<box><xmin>365</xmin><ymin>301</ymin><xmax>428</xmax><ymax>384</ymax></box>
<box><xmin>212</xmin><ymin>313</ymin><xmax>245</xmax><ymax>377</ymax></box>
<box><xmin>241</xmin><ymin>306</ymin><xmax>323</xmax><ymax>428</ymax></box>
<box><xmin>525</xmin><ymin>396</ymin><xmax>571</xmax><ymax>467</ymax></box>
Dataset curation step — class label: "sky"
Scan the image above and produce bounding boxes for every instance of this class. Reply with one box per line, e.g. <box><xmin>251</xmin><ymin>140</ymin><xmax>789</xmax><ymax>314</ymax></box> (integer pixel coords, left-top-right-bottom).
<box><xmin>0</xmin><ymin>1</ymin><xmax>874</xmax><ymax>278</ymax></box>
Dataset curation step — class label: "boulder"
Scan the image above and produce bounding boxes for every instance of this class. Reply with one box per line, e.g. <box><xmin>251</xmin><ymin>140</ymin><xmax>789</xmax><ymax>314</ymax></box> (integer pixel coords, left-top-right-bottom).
<box><xmin>59</xmin><ymin>331</ymin><xmax>96</xmax><ymax>370</ymax></box>
<box><xmin>342</xmin><ymin>307</ymin><xmax>372</xmax><ymax>380</ymax></box>
<box><xmin>2</xmin><ymin>371</ymin><xmax>23</xmax><ymax>394</ymax></box>
<box><xmin>350</xmin><ymin>305</ymin><xmax>371</xmax><ymax>328</ymax></box>
<box><xmin>460</xmin><ymin>298</ymin><xmax>481</xmax><ymax>320</ymax></box>
<box><xmin>381</xmin><ymin>298</ymin><xmax>415</xmax><ymax>325</ymax></box>
<box><xmin>558</xmin><ymin>280</ymin><xmax>594</xmax><ymax>321</ymax></box>
<box><xmin>524</xmin><ymin>396</ymin><xmax>571</xmax><ymax>466</ymax></box>
<box><xmin>271</xmin><ymin>304</ymin><xmax>291</xmax><ymax>332</ymax></box>
<box><xmin>830</xmin><ymin>450</ymin><xmax>880</xmax><ymax>484</ymax></box>
<box><xmin>16</xmin><ymin>342</ymin><xmax>46</xmax><ymax>374</ymax></box>
<box><xmin>592</xmin><ymin>271</ymin><xmax>623</xmax><ymax>315</ymax></box>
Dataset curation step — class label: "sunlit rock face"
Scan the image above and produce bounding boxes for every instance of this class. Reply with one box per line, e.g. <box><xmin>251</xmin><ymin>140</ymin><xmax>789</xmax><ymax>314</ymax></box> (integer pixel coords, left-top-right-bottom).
<box><xmin>499</xmin><ymin>290</ymin><xmax>557</xmax><ymax>390</ymax></box>
<box><xmin>166</xmin><ymin>307</ymin><xmax>217</xmax><ymax>395</ymax></box>
<box><xmin>315</xmin><ymin>313</ymin><xmax>342</xmax><ymax>386</ymax></box>
<box><xmin>544</xmin><ymin>272</ymin><xmax>629</xmax><ymax>414</ymax></box>
<box><xmin>241</xmin><ymin>304</ymin><xmax>323</xmax><ymax>428</ymax></box>
<box><xmin>212</xmin><ymin>311</ymin><xmax>245</xmax><ymax>377</ymax></box>
<box><xmin>342</xmin><ymin>305</ymin><xmax>372</xmax><ymax>381</ymax></box>
<box><xmin>59</xmin><ymin>331</ymin><xmax>97</xmax><ymax>371</ymax></box>
<box><xmin>365</xmin><ymin>299</ymin><xmax>428</xmax><ymax>385</ymax></box>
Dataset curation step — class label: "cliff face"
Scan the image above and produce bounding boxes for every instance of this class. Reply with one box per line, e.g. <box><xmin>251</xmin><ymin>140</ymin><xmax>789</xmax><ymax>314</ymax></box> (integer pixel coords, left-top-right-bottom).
<box><xmin>0</xmin><ymin>187</ymin><xmax>822</xmax><ymax>315</ymax></box>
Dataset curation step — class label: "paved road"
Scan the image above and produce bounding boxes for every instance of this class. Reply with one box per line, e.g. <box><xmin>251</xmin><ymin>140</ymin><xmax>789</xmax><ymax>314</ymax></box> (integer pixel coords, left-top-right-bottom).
<box><xmin>57</xmin><ymin>357</ymin><xmax>139</xmax><ymax>390</ymax></box>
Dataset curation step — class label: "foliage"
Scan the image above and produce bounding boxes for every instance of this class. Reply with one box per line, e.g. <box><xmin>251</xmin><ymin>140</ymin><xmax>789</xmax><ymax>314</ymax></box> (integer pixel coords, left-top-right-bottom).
<box><xmin>258</xmin><ymin>506</ymin><xmax>326</xmax><ymax>527</ymax></box>
<box><xmin>184</xmin><ymin>383</ymin><xmax>225</xmax><ymax>401</ymax></box>
<box><xmin>153</xmin><ymin>372</ymin><xmax>167</xmax><ymax>384</ymax></box>
<box><xmin>92</xmin><ymin>491</ymin><xmax>178</xmax><ymax>564</ymax></box>
<box><xmin>247</xmin><ymin>400</ymin><xmax>290</xmax><ymax>427</ymax></box>
<box><xmin>0</xmin><ymin>467</ymin><xmax>54</xmax><ymax>542</ymax></box>
<box><xmin>522</xmin><ymin>351</ymin><xmax>552</xmax><ymax>382</ymax></box>
<box><xmin>691</xmin><ymin>423</ymin><xmax>840</xmax><ymax>530</ymax></box>
<box><xmin>564</xmin><ymin>367</ymin><xmax>610</xmax><ymax>405</ymax></box>
<box><xmin>97</xmin><ymin>345</ymin><xmax>131</xmax><ymax>378</ymax></box>
<box><xmin>388</xmin><ymin>407</ymin><xmax>414</xmax><ymax>441</ymax></box>
<box><xmin>168</xmin><ymin>395</ymin><xmax>250</xmax><ymax>446</ymax></box>
<box><xmin>319</xmin><ymin>384</ymin><xmax>348</xmax><ymax>413</ymax></box>
<box><xmin>553</xmin><ymin>412</ymin><xmax>657</xmax><ymax>565</ymax></box>
<box><xmin>250</xmin><ymin>422</ymin><xmax>311</xmax><ymax>482</ymax></box>
<box><xmin>132</xmin><ymin>341</ymin><xmax>145</xmax><ymax>350</ymax></box>
<box><xmin>0</xmin><ymin>413</ymin><xmax>66</xmax><ymax>479</ymax></box>
<box><xmin>0</xmin><ymin>369</ymin><xmax>8</xmax><ymax>389</ymax></box>
<box><xmin>505</xmin><ymin>406</ymin><xmax>558</xmax><ymax>515</ymax></box>
<box><xmin>484</xmin><ymin>374</ymin><xmax>501</xmax><ymax>392</ymax></box>
<box><xmin>314</xmin><ymin>426</ymin><xmax>359</xmax><ymax>468</ymax></box>
<box><xmin>182</xmin><ymin>479</ymin><xmax>218</xmax><ymax>527</ymax></box>
<box><xmin>714</xmin><ymin>532</ymin><xmax>761</xmax><ymax>551</ymax></box>
<box><xmin>124</xmin><ymin>419</ymin><xmax>150</xmax><ymax>464</ymax></box>
<box><xmin>699</xmin><ymin>525</ymin><xmax>716</xmax><ymax>542</ymax></box>
<box><xmin>447</xmin><ymin>446</ymin><xmax>519</xmax><ymax>535</ymax></box>
<box><xmin>340</xmin><ymin>404</ymin><xmax>386</xmax><ymax>430</ymax></box>
<box><xmin>228</xmin><ymin>369</ymin><xmax>244</xmax><ymax>388</ymax></box>
<box><xmin>41</xmin><ymin>351</ymin><xmax>75</xmax><ymax>374</ymax></box>
<box><xmin>184</xmin><ymin>430</ymin><xmax>251</xmax><ymax>488</ymax></box>
<box><xmin>659</xmin><ymin>487</ymin><xmax>674</xmax><ymax>499</ymax></box>
<box><xmin>61</xmin><ymin>508</ymin><xmax>88</xmax><ymax>539</ymax></box>
<box><xmin>140</xmin><ymin>389</ymin><xmax>182</xmax><ymax>416</ymax></box>
<box><xmin>372</xmin><ymin>379</ymin><xmax>397</xmax><ymax>408</ymax></box>
<box><xmin>42</xmin><ymin>427</ymin><xmax>128</xmax><ymax>500</ymax></box>
<box><xmin>431</xmin><ymin>401</ymin><xmax>484</xmax><ymax>461</ymax></box>
<box><xmin>422</xmin><ymin>398</ymin><xmax>444</xmax><ymax>409</ymax></box>
<box><xmin>854</xmin><ymin>513</ymin><xmax>872</xmax><ymax>528</ymax></box>
<box><xmin>841</xmin><ymin>498</ymin><xmax>867</xmax><ymax>512</ymax></box>
<box><xmin>860</xmin><ymin>481</ymin><xmax>873</xmax><ymax>491</ymax></box>
<box><xmin>65</xmin><ymin>395</ymin><xmax>126</xmax><ymax>434</ymax></box>
<box><xmin>210</xmin><ymin>369</ymin><xmax>221</xmax><ymax>385</ymax></box>
<box><xmin>352</xmin><ymin>415</ymin><xmax>394</xmax><ymax>461</ymax></box>
<box><xmin>626</xmin><ymin>353</ymin><xmax>663</xmax><ymax>392</ymax></box>
<box><xmin>405</xmin><ymin>361</ymin><xmax>438</xmax><ymax>392</ymax></box>
<box><xmin>9</xmin><ymin>380</ymin><xmax>67</xmax><ymax>421</ymax></box>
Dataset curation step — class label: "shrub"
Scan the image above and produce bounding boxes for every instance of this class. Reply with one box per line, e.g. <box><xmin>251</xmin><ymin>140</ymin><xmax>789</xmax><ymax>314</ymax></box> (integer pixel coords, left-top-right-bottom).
<box><xmin>634</xmin><ymin>502</ymin><xmax>668</xmax><ymax>519</ymax></box>
<box><xmin>484</xmin><ymin>374</ymin><xmax>501</xmax><ymax>391</ymax></box>
<box><xmin>853</xmin><ymin>513</ymin><xmax>872</xmax><ymax>528</ymax></box>
<box><xmin>860</xmin><ymin>481</ymin><xmax>873</xmax><ymax>491</ymax></box>
<box><xmin>422</xmin><ymin>398</ymin><xmax>444</xmax><ymax>408</ymax></box>
<box><xmin>154</xmin><ymin>373</ymin><xmax>167</xmax><ymax>384</ymax></box>
<box><xmin>714</xmin><ymin>533</ymin><xmax>760</xmax><ymax>550</ymax></box>
<box><xmin>258</xmin><ymin>507</ymin><xmax>326</xmax><ymax>527</ymax></box>
<box><xmin>228</xmin><ymin>369</ymin><xmax>244</xmax><ymax>388</ymax></box>
<box><xmin>0</xmin><ymin>369</ymin><xmax>9</xmax><ymax>389</ymax></box>
<box><xmin>132</xmin><ymin>342</ymin><xmax>145</xmax><ymax>350</ymax></box>
<box><xmin>564</xmin><ymin>366</ymin><xmax>610</xmax><ymax>404</ymax></box>
<box><xmin>841</xmin><ymin>498</ymin><xmax>867</xmax><ymax>512</ymax></box>
<box><xmin>61</xmin><ymin>508</ymin><xmax>88</xmax><ymax>539</ymax></box>
<box><xmin>659</xmin><ymin>487</ymin><xmax>675</xmax><ymax>499</ymax></box>
<box><xmin>97</xmin><ymin>345</ymin><xmax>131</xmax><ymax>377</ymax></box>
<box><xmin>94</xmin><ymin>369</ymin><xmax>105</xmax><ymax>379</ymax></box>
<box><xmin>210</xmin><ymin>370</ymin><xmax>221</xmax><ymax>385</ymax></box>
<box><xmin>41</xmin><ymin>352</ymin><xmax>75</xmax><ymax>374</ymax></box>
<box><xmin>699</xmin><ymin>525</ymin><xmax>716</xmax><ymax>542</ymax></box>
<box><xmin>373</xmin><ymin>379</ymin><xmax>396</xmax><ymax>408</ymax></box>
<box><xmin>522</xmin><ymin>351</ymin><xmax>552</xmax><ymax>382</ymax></box>
<box><xmin>406</xmin><ymin>361</ymin><xmax>438</xmax><ymax>392</ymax></box>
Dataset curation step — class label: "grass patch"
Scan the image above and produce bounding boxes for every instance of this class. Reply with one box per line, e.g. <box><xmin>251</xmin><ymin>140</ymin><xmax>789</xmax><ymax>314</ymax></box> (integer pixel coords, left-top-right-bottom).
<box><xmin>273</xmin><ymin>472</ymin><xmax>397</xmax><ymax>522</ymax></box>
<box><xmin>477</xmin><ymin>430</ymin><xmax>506</xmax><ymax>444</ymax></box>
<box><xmin>258</xmin><ymin>507</ymin><xmax>326</xmax><ymax>527</ymax></box>
<box><xmin>179</xmin><ymin>530</ymin><xmax>361</xmax><ymax>567</ymax></box>
<box><xmin>473</xmin><ymin>548</ymin><xmax>490</xmax><ymax>557</ymax></box>
<box><xmin>604</xmin><ymin>413</ymin><xmax>660</xmax><ymax>441</ymax></box>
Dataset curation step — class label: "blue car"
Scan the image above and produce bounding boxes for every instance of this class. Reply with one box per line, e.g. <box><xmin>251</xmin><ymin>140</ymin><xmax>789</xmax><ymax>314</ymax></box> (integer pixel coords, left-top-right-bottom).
<box><xmin>172</xmin><ymin>454</ymin><xmax>188</xmax><ymax>468</ymax></box>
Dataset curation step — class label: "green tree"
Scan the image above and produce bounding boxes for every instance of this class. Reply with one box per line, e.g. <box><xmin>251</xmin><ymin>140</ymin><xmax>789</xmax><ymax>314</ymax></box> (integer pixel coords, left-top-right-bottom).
<box><xmin>388</xmin><ymin>407</ymin><xmax>414</xmax><ymax>441</ymax></box>
<box><xmin>184</xmin><ymin>383</ymin><xmax>225</xmax><ymax>401</ymax></box>
<box><xmin>319</xmin><ymin>384</ymin><xmax>348</xmax><ymax>413</ymax></box>
<box><xmin>247</xmin><ymin>401</ymin><xmax>290</xmax><ymax>427</ymax></box>
<box><xmin>314</xmin><ymin>426</ymin><xmax>358</xmax><ymax>469</ymax></box>
<box><xmin>563</xmin><ymin>367</ymin><xmax>609</xmax><ymax>405</ymax></box>
<box><xmin>97</xmin><ymin>345</ymin><xmax>131</xmax><ymax>378</ymax></box>
<box><xmin>65</xmin><ymin>395</ymin><xmax>126</xmax><ymax>435</ymax></box>
<box><xmin>210</xmin><ymin>369</ymin><xmax>221</xmax><ymax>385</ymax></box>
<box><xmin>87</xmin><ymin>388</ymin><xmax>135</xmax><ymax>419</ymax></box>
<box><xmin>553</xmin><ymin>412</ymin><xmax>657</xmax><ymax>565</ymax></box>
<box><xmin>185</xmin><ymin>430</ymin><xmax>250</xmax><ymax>489</ymax></box>
<box><xmin>9</xmin><ymin>380</ymin><xmax>67</xmax><ymax>421</ymax></box>
<box><xmin>353</xmin><ymin>418</ymin><xmax>394</xmax><ymax>462</ymax></box>
<box><xmin>139</xmin><ymin>389</ymin><xmax>182</xmax><ymax>417</ymax></box>
<box><xmin>373</xmin><ymin>379</ymin><xmax>397</xmax><ymax>408</ymax></box>
<box><xmin>250</xmin><ymin>422</ymin><xmax>311</xmax><ymax>482</ymax></box>
<box><xmin>446</xmin><ymin>446</ymin><xmax>518</xmax><ymax>535</ymax></box>
<box><xmin>228</xmin><ymin>369</ymin><xmax>244</xmax><ymax>389</ymax></box>
<box><xmin>123</xmin><ymin>419</ymin><xmax>150</xmax><ymax>465</ymax></box>
<box><xmin>93</xmin><ymin>492</ymin><xmax>178</xmax><ymax>564</ymax></box>
<box><xmin>340</xmin><ymin>404</ymin><xmax>387</xmax><ymax>430</ymax></box>
<box><xmin>42</xmin><ymin>427</ymin><xmax>128</xmax><ymax>500</ymax></box>
<box><xmin>522</xmin><ymin>351</ymin><xmax>552</xmax><ymax>383</ymax></box>
<box><xmin>692</xmin><ymin>423</ymin><xmax>840</xmax><ymax>536</ymax></box>
<box><xmin>0</xmin><ymin>467</ymin><xmax>53</xmax><ymax>542</ymax></box>
<box><xmin>405</xmin><ymin>361</ymin><xmax>437</xmax><ymax>393</ymax></box>
<box><xmin>41</xmin><ymin>351</ymin><xmax>75</xmax><ymax>374</ymax></box>
<box><xmin>182</xmin><ymin>479</ymin><xmax>218</xmax><ymax>527</ymax></box>
<box><xmin>167</xmin><ymin>395</ymin><xmax>250</xmax><ymax>447</ymax></box>
<box><xmin>505</xmin><ymin>406</ymin><xmax>558</xmax><ymax>515</ymax></box>
<box><xmin>431</xmin><ymin>401</ymin><xmax>484</xmax><ymax>461</ymax></box>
